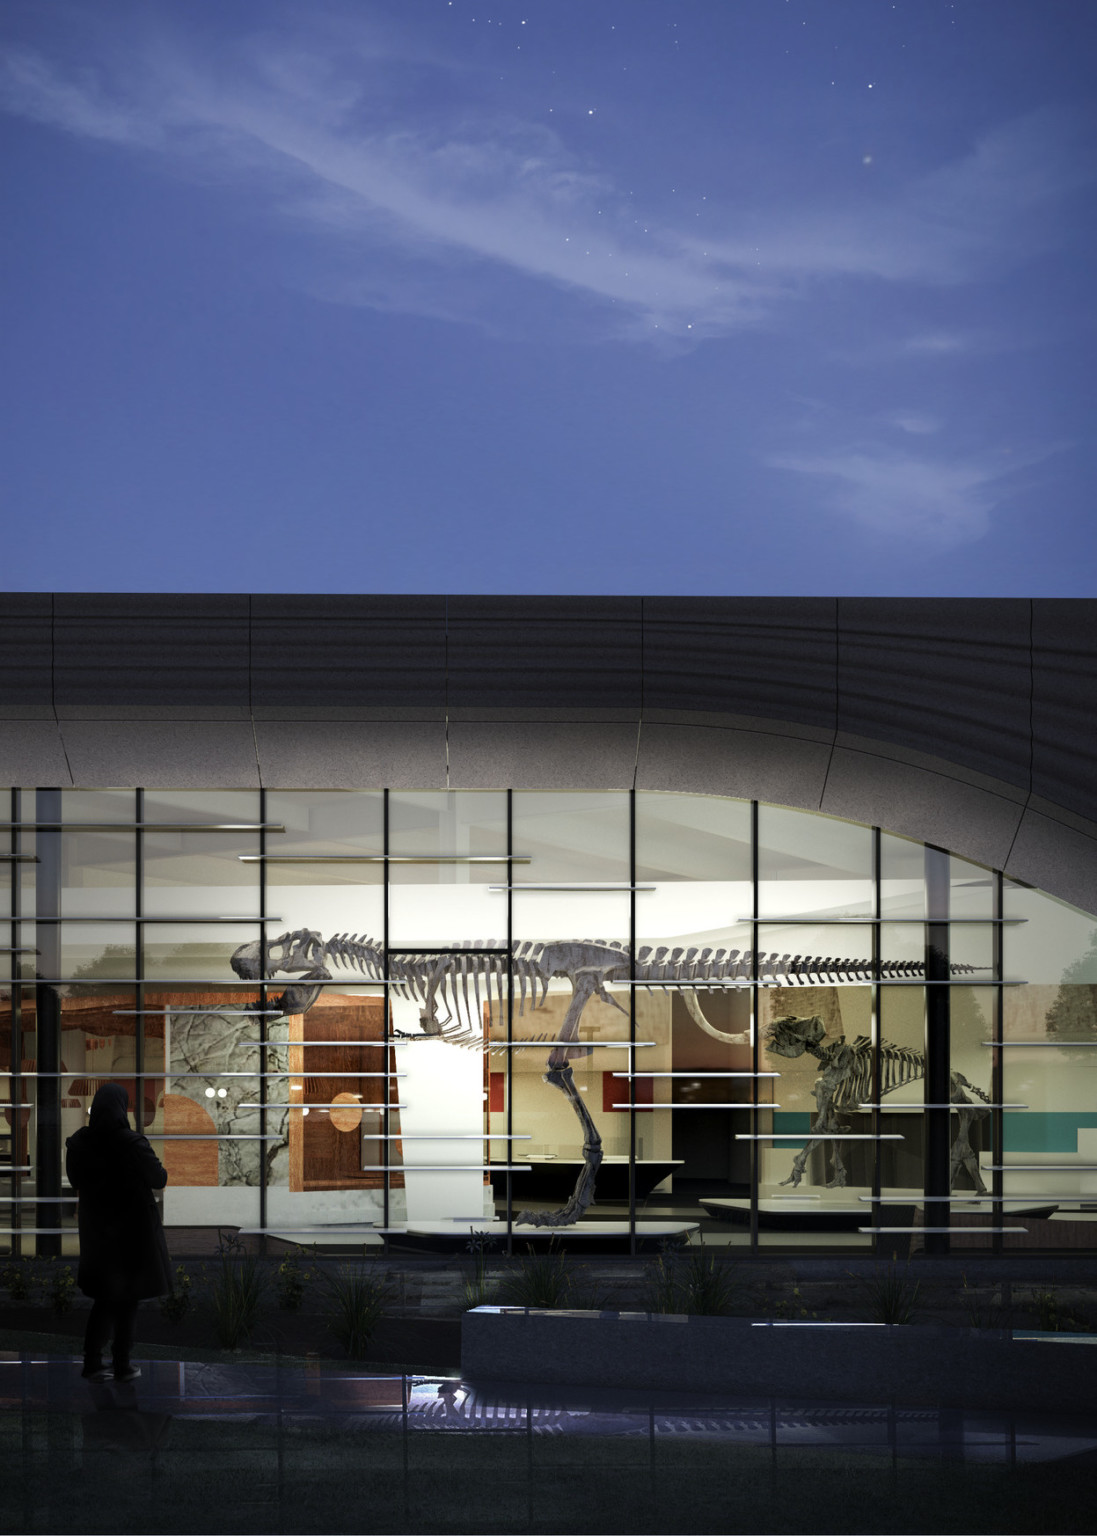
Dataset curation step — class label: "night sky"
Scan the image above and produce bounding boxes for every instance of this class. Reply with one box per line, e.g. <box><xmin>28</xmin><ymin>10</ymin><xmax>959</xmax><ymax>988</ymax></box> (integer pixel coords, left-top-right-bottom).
<box><xmin>2</xmin><ymin>1</ymin><xmax>1094</xmax><ymax>595</ymax></box>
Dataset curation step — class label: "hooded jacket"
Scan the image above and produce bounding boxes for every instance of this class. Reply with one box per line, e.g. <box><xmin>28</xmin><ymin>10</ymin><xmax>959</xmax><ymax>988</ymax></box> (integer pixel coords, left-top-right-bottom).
<box><xmin>65</xmin><ymin>1084</ymin><xmax>172</xmax><ymax>1300</ymax></box>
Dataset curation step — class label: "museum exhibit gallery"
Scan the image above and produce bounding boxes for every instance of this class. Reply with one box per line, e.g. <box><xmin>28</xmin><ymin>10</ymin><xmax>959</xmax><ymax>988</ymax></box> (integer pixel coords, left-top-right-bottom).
<box><xmin>2</xmin><ymin>594</ymin><xmax>1096</xmax><ymax>1259</ymax></box>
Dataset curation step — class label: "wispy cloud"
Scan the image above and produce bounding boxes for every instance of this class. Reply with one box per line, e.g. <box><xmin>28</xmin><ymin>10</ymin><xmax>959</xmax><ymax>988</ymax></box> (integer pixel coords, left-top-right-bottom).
<box><xmin>901</xmin><ymin>331</ymin><xmax>974</xmax><ymax>356</ymax></box>
<box><xmin>767</xmin><ymin>444</ymin><xmax>1054</xmax><ymax>547</ymax></box>
<box><xmin>0</xmin><ymin>45</ymin><xmax>156</xmax><ymax>146</ymax></box>
<box><xmin>886</xmin><ymin>411</ymin><xmax>942</xmax><ymax>436</ymax></box>
<box><xmin>0</xmin><ymin>26</ymin><xmax>1088</xmax><ymax>340</ymax></box>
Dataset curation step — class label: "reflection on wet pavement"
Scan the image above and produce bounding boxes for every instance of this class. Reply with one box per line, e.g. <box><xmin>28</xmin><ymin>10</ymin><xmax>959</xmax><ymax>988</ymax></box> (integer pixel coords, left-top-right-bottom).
<box><xmin>3</xmin><ymin>1351</ymin><xmax>1097</xmax><ymax>1466</ymax></box>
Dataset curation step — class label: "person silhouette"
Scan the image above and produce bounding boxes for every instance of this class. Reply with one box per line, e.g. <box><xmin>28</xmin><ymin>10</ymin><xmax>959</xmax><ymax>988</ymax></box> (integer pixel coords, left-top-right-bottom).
<box><xmin>65</xmin><ymin>1083</ymin><xmax>171</xmax><ymax>1382</ymax></box>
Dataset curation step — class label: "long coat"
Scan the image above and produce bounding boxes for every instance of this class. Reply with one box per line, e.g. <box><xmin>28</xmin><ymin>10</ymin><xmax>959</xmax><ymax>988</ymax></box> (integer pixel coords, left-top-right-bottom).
<box><xmin>65</xmin><ymin>1122</ymin><xmax>172</xmax><ymax>1301</ymax></box>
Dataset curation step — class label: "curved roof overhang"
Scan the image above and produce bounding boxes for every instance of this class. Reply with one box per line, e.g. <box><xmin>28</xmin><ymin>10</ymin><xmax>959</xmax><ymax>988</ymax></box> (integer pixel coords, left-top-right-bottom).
<box><xmin>1</xmin><ymin>594</ymin><xmax>1094</xmax><ymax>913</ymax></box>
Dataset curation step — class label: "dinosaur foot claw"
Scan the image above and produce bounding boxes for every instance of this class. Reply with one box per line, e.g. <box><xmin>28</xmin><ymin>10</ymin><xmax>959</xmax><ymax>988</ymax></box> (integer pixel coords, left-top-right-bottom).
<box><xmin>515</xmin><ymin>1210</ymin><xmax>578</xmax><ymax>1228</ymax></box>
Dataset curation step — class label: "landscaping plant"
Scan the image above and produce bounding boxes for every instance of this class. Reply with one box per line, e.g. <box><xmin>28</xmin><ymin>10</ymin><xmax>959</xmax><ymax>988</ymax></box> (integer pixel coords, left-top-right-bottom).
<box><xmin>643</xmin><ymin>1253</ymin><xmax>682</xmax><ymax>1313</ymax></box>
<box><xmin>160</xmin><ymin>1264</ymin><xmax>193</xmax><ymax>1323</ymax></box>
<box><xmin>960</xmin><ymin>1273</ymin><xmax>1013</xmax><ymax>1330</ymax></box>
<box><xmin>859</xmin><ymin>1260</ymin><xmax>920</xmax><ymax>1324</ymax></box>
<box><xmin>463</xmin><ymin>1229</ymin><xmax>499</xmax><ymax>1308</ymax></box>
<box><xmin>0</xmin><ymin>1260</ymin><xmax>35</xmax><ymax>1303</ymax></box>
<box><xmin>497</xmin><ymin>1243</ymin><xmax>603</xmax><ymax>1310</ymax></box>
<box><xmin>325</xmin><ymin>1264</ymin><xmax>390</xmax><ymax>1358</ymax></box>
<box><xmin>276</xmin><ymin>1254</ymin><xmax>312</xmax><ymax>1311</ymax></box>
<box><xmin>677</xmin><ymin>1244</ymin><xmax>741</xmax><ymax>1316</ymax></box>
<box><xmin>645</xmin><ymin>1242</ymin><xmax>743</xmax><ymax>1316</ymax></box>
<box><xmin>48</xmin><ymin>1260</ymin><xmax>75</xmax><ymax>1315</ymax></box>
<box><xmin>208</xmin><ymin>1231</ymin><xmax>264</xmax><ymax>1349</ymax></box>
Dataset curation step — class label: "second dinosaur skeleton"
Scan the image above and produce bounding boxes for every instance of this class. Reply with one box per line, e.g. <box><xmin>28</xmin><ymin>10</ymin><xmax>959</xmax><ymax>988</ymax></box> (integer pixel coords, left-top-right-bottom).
<box><xmin>231</xmin><ymin>929</ymin><xmax>986</xmax><ymax>1225</ymax></box>
<box><xmin>765</xmin><ymin>1013</ymin><xmax>992</xmax><ymax>1191</ymax></box>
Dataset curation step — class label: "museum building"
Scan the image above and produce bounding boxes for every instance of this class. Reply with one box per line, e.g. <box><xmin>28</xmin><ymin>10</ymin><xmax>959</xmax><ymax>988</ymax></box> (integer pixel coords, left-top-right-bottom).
<box><xmin>2</xmin><ymin>594</ymin><xmax>1096</xmax><ymax>1259</ymax></box>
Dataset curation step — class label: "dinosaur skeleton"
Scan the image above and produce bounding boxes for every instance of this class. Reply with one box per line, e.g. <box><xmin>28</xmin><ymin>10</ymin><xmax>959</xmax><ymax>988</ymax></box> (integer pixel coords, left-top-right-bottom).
<box><xmin>230</xmin><ymin>930</ymin><xmax>985</xmax><ymax>1225</ymax></box>
<box><xmin>764</xmin><ymin>1013</ymin><xmax>992</xmax><ymax>1191</ymax></box>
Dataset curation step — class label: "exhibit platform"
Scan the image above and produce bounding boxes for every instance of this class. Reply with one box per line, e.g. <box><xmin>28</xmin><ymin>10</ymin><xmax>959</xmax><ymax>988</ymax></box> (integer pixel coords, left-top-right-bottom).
<box><xmin>388</xmin><ymin>1219</ymin><xmax>700</xmax><ymax>1254</ymax></box>
<box><xmin>700</xmin><ymin>1195</ymin><xmax>1062</xmax><ymax>1231</ymax></box>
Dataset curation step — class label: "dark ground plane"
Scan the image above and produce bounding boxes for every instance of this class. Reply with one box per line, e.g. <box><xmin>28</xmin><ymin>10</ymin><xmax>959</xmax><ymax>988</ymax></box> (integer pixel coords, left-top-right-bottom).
<box><xmin>2</xmin><ymin>1333</ymin><xmax>1096</xmax><ymax>1536</ymax></box>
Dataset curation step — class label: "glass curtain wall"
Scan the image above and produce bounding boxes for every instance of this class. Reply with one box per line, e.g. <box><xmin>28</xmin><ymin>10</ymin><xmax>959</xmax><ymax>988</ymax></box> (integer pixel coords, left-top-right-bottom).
<box><xmin>0</xmin><ymin>787</ymin><xmax>1093</xmax><ymax>1256</ymax></box>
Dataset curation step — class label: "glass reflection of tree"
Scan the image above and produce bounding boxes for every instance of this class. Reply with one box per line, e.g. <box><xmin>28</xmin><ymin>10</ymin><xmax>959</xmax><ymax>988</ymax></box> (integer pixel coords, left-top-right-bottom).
<box><xmin>1047</xmin><ymin>930</ymin><xmax>1097</xmax><ymax>1039</ymax></box>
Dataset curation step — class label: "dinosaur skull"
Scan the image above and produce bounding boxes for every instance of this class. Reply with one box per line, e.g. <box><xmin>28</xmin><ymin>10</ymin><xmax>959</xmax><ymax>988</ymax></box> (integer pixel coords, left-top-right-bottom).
<box><xmin>230</xmin><ymin>930</ymin><xmax>325</xmax><ymax>980</ymax></box>
<box><xmin>765</xmin><ymin>1013</ymin><xmax>826</xmax><ymax>1059</ymax></box>
<box><xmin>230</xmin><ymin>939</ymin><xmax>264</xmax><ymax>981</ymax></box>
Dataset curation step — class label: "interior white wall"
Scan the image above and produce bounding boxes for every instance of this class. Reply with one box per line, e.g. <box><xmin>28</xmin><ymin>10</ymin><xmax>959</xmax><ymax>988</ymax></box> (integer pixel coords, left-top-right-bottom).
<box><xmin>392</xmin><ymin>995</ymin><xmax>492</xmax><ymax>1222</ymax></box>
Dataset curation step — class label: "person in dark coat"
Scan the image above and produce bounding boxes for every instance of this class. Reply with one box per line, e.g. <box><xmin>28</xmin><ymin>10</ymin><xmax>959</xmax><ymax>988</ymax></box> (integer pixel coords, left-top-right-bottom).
<box><xmin>65</xmin><ymin>1083</ymin><xmax>171</xmax><ymax>1382</ymax></box>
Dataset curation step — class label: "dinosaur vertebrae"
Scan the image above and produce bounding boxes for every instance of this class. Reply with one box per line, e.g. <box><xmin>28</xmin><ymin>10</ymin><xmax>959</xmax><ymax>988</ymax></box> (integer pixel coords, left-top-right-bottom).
<box><xmin>235</xmin><ymin>931</ymin><xmax>982</xmax><ymax>1034</ymax></box>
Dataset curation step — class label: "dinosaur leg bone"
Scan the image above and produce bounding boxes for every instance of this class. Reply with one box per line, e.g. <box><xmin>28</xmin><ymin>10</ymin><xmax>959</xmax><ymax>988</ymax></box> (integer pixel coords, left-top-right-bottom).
<box><xmin>515</xmin><ymin>1066</ymin><xmax>604</xmax><ymax>1228</ymax></box>
<box><xmin>780</xmin><ymin>1046</ymin><xmax>853</xmax><ymax>1189</ymax></box>
<box><xmin>547</xmin><ymin>968</ymin><xmax>614</xmax><ymax>1070</ymax></box>
<box><xmin>515</xmin><ymin>968</ymin><xmax>606</xmax><ymax>1227</ymax></box>
<box><xmin>949</xmin><ymin>1101</ymin><xmax>989</xmax><ymax>1192</ymax></box>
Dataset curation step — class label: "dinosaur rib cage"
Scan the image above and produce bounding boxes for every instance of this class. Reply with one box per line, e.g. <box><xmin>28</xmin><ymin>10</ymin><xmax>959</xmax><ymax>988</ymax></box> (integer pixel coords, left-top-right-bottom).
<box><xmin>824</xmin><ymin>1037</ymin><xmax>991</xmax><ymax>1116</ymax></box>
<box><xmin>829</xmin><ymin>1037</ymin><xmax>924</xmax><ymax>1113</ymax></box>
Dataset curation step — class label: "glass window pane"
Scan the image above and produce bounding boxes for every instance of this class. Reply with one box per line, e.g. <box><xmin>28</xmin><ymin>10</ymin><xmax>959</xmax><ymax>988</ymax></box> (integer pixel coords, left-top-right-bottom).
<box><xmin>57</xmin><ymin>985</ymin><xmax>143</xmax><ymax>1252</ymax></box>
<box><xmin>0</xmin><ymin>801</ymin><xmax>10</xmax><ymax>923</ymax></box>
<box><xmin>656</xmin><ymin>990</ymin><xmax>753</xmax><ymax>1251</ymax></box>
<box><xmin>880</xmin><ymin>921</ymin><xmax>925</xmax><ymax>973</ymax></box>
<box><xmin>510</xmin><ymin>792</ymin><xmax>630</xmax><ymax>948</ymax></box>
<box><xmin>143</xmin><ymin>923</ymin><xmax>261</xmax><ymax>983</ymax></box>
<box><xmin>267</xmin><ymin>791</ymin><xmax>384</xmax><ymax>856</ymax></box>
<box><xmin>60</xmin><ymin>923</ymin><xmax>136</xmax><ymax>981</ymax></box>
<box><xmin>59</xmin><ymin>790</ymin><xmax>135</xmax><ymax>824</ymax></box>
<box><xmin>758</xmin><ymin>806</ymin><xmax>873</xmax><ymax>920</ymax></box>
<box><xmin>949</xmin><ymin>855</ymin><xmax>996</xmax><ymax>920</ymax></box>
<box><xmin>880</xmin><ymin>833</ymin><xmax>926</xmax><ymax>919</ymax></box>
<box><xmin>151</xmin><ymin>985</ymin><xmax>263</xmax><ymax>1232</ymax></box>
<box><xmin>0</xmin><ymin>986</ymin><xmax>36</xmax><ymax>1193</ymax></box>
<box><xmin>945</xmin><ymin>982</ymin><xmax>996</xmax><ymax>1250</ymax></box>
<box><xmin>61</xmin><ymin>830</ymin><xmax>136</xmax><ymax>918</ymax></box>
<box><xmin>388</xmin><ymin>791</ymin><xmax>508</xmax><ymax>948</ymax></box>
<box><xmin>5</xmin><ymin>922</ymin><xmax>34</xmax><ymax>982</ymax></box>
<box><xmin>757</xmin><ymin>922</ymin><xmax>875</xmax><ymax>983</ymax></box>
<box><xmin>877</xmin><ymin>982</ymin><xmax>928</xmax><ymax>1245</ymax></box>
<box><xmin>758</xmin><ymin>982</ymin><xmax>873</xmax><ymax>1250</ymax></box>
<box><xmin>949</xmin><ymin>922</ymin><xmax>997</xmax><ymax>977</ymax></box>
<box><xmin>1003</xmin><ymin>885</ymin><xmax>1097</xmax><ymax>994</ymax></box>
<box><xmin>142</xmin><ymin>791</ymin><xmax>262</xmax><ymax>826</ymax></box>
<box><xmin>1001</xmin><ymin>884</ymin><xmax>1097</xmax><ymax>1248</ymax></box>
<box><xmin>264</xmin><ymin>792</ymin><xmax>385</xmax><ymax>961</ymax></box>
<box><xmin>265</xmin><ymin>988</ymin><xmax>400</xmax><ymax>1241</ymax></box>
<box><xmin>504</xmin><ymin>987</ymin><xmax>640</xmax><ymax>1231</ymax></box>
<box><xmin>19</xmin><ymin>855</ymin><xmax>34</xmax><ymax>917</ymax></box>
<box><xmin>636</xmin><ymin>791</ymin><xmax>751</xmax><ymax>967</ymax></box>
<box><xmin>142</xmin><ymin>830</ymin><xmax>260</xmax><ymax>919</ymax></box>
<box><xmin>512</xmin><ymin>791</ymin><xmax>629</xmax><ymax>882</ymax></box>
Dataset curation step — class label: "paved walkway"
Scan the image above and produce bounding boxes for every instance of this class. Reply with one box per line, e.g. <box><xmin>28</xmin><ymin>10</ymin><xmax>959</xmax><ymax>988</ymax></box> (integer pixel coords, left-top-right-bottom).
<box><xmin>3</xmin><ymin>1350</ymin><xmax>1096</xmax><ymax>1533</ymax></box>
<box><xmin>5</xmin><ymin>1350</ymin><xmax>1097</xmax><ymax>1463</ymax></box>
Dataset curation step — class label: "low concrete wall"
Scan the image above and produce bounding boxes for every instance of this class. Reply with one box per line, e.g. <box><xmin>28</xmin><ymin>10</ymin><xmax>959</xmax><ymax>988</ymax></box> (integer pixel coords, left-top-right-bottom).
<box><xmin>461</xmin><ymin>1308</ymin><xmax>1097</xmax><ymax>1413</ymax></box>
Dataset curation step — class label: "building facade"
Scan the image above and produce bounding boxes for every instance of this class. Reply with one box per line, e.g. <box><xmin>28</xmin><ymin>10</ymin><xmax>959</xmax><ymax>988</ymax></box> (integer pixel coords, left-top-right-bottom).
<box><xmin>2</xmin><ymin>595</ymin><xmax>1096</xmax><ymax>1257</ymax></box>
